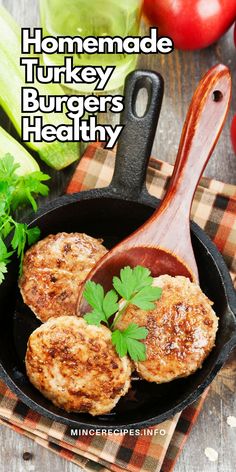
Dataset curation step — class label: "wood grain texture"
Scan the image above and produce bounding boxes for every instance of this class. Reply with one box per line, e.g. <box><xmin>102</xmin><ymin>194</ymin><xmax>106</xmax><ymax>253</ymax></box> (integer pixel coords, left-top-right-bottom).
<box><xmin>0</xmin><ymin>425</ymin><xmax>78</xmax><ymax>472</ymax></box>
<box><xmin>0</xmin><ymin>1</ymin><xmax>235</xmax><ymax>472</ymax></box>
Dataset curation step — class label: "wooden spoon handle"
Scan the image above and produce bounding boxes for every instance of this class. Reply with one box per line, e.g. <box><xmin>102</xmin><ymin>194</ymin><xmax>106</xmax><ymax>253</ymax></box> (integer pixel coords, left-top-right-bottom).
<box><xmin>157</xmin><ymin>64</ymin><xmax>231</xmax><ymax>217</ymax></box>
<box><xmin>123</xmin><ymin>65</ymin><xmax>231</xmax><ymax>280</ymax></box>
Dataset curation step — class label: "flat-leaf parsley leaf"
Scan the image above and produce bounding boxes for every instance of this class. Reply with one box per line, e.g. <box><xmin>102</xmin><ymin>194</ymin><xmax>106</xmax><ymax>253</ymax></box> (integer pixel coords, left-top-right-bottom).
<box><xmin>112</xmin><ymin>323</ymin><xmax>149</xmax><ymax>361</ymax></box>
<box><xmin>84</xmin><ymin>282</ymin><xmax>118</xmax><ymax>326</ymax></box>
<box><xmin>83</xmin><ymin>266</ymin><xmax>162</xmax><ymax>362</ymax></box>
<box><xmin>0</xmin><ymin>154</ymin><xmax>50</xmax><ymax>282</ymax></box>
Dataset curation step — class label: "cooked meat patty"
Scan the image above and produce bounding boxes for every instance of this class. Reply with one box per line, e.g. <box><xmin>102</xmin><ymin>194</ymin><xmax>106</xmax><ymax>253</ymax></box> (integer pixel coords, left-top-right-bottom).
<box><xmin>116</xmin><ymin>275</ymin><xmax>218</xmax><ymax>383</ymax></box>
<box><xmin>25</xmin><ymin>316</ymin><xmax>131</xmax><ymax>415</ymax></box>
<box><xmin>19</xmin><ymin>233</ymin><xmax>107</xmax><ymax>322</ymax></box>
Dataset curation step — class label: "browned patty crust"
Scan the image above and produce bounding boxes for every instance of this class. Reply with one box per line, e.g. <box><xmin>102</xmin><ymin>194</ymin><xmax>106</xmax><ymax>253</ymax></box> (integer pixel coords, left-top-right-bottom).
<box><xmin>25</xmin><ymin>316</ymin><xmax>132</xmax><ymax>415</ymax></box>
<box><xmin>116</xmin><ymin>275</ymin><xmax>218</xmax><ymax>383</ymax></box>
<box><xmin>19</xmin><ymin>233</ymin><xmax>107</xmax><ymax>322</ymax></box>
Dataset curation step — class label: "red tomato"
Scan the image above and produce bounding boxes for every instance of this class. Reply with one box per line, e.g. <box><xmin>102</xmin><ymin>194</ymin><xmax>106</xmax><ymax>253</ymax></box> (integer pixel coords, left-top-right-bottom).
<box><xmin>143</xmin><ymin>0</ymin><xmax>236</xmax><ymax>50</ymax></box>
<box><xmin>231</xmin><ymin>115</ymin><xmax>236</xmax><ymax>154</ymax></box>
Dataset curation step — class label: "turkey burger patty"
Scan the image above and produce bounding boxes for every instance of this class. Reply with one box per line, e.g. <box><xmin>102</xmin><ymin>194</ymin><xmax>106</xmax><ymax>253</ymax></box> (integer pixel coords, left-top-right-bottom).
<box><xmin>116</xmin><ymin>275</ymin><xmax>218</xmax><ymax>383</ymax></box>
<box><xmin>25</xmin><ymin>316</ymin><xmax>132</xmax><ymax>415</ymax></box>
<box><xmin>19</xmin><ymin>232</ymin><xmax>107</xmax><ymax>322</ymax></box>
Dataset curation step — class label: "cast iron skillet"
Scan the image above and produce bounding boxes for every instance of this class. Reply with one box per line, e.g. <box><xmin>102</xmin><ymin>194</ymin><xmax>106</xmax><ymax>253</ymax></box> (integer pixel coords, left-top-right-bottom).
<box><xmin>0</xmin><ymin>70</ymin><xmax>235</xmax><ymax>431</ymax></box>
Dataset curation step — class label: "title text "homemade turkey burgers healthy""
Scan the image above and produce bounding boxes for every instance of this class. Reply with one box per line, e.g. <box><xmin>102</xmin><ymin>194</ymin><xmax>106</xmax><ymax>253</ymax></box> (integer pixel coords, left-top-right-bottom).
<box><xmin>21</xmin><ymin>28</ymin><xmax>174</xmax><ymax>148</ymax></box>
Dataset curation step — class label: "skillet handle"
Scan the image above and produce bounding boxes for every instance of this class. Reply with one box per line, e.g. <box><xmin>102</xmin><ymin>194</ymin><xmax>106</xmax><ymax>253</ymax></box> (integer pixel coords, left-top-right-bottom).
<box><xmin>109</xmin><ymin>69</ymin><xmax>164</xmax><ymax>199</ymax></box>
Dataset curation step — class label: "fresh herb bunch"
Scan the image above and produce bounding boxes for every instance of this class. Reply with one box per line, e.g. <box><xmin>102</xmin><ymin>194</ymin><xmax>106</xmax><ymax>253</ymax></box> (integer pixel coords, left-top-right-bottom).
<box><xmin>83</xmin><ymin>266</ymin><xmax>162</xmax><ymax>362</ymax></box>
<box><xmin>0</xmin><ymin>154</ymin><xmax>50</xmax><ymax>282</ymax></box>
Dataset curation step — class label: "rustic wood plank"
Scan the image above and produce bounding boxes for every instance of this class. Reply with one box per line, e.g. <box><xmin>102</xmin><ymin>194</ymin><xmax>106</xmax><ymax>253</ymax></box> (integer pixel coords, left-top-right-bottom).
<box><xmin>175</xmin><ymin>351</ymin><xmax>236</xmax><ymax>472</ymax></box>
<box><xmin>0</xmin><ymin>1</ymin><xmax>235</xmax><ymax>472</ymax></box>
<box><xmin>0</xmin><ymin>425</ymin><xmax>80</xmax><ymax>472</ymax></box>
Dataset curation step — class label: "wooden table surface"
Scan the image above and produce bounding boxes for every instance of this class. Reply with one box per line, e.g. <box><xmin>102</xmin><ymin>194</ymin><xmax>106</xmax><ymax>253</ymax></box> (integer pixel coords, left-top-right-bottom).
<box><xmin>0</xmin><ymin>1</ymin><xmax>235</xmax><ymax>471</ymax></box>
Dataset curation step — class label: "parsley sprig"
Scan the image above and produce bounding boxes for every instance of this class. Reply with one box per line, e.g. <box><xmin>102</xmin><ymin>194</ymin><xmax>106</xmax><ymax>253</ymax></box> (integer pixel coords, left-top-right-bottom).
<box><xmin>83</xmin><ymin>266</ymin><xmax>162</xmax><ymax>362</ymax></box>
<box><xmin>0</xmin><ymin>154</ymin><xmax>50</xmax><ymax>282</ymax></box>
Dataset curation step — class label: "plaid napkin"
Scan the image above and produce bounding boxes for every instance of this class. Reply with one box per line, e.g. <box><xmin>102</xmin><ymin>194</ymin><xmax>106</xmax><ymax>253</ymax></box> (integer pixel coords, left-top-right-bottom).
<box><xmin>0</xmin><ymin>143</ymin><xmax>235</xmax><ymax>472</ymax></box>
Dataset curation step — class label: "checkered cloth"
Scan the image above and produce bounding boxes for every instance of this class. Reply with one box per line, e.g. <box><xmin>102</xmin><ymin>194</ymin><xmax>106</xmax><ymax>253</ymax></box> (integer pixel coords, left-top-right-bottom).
<box><xmin>0</xmin><ymin>143</ymin><xmax>235</xmax><ymax>471</ymax></box>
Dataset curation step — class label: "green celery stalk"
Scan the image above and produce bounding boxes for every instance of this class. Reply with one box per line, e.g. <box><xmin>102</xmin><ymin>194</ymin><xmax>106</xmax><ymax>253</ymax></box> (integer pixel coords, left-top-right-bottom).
<box><xmin>0</xmin><ymin>126</ymin><xmax>39</xmax><ymax>175</ymax></box>
<box><xmin>0</xmin><ymin>5</ymin><xmax>79</xmax><ymax>170</ymax></box>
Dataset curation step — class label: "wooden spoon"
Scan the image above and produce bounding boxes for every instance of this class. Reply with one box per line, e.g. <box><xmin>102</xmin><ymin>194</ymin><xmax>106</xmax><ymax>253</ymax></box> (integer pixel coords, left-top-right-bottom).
<box><xmin>77</xmin><ymin>64</ymin><xmax>231</xmax><ymax>314</ymax></box>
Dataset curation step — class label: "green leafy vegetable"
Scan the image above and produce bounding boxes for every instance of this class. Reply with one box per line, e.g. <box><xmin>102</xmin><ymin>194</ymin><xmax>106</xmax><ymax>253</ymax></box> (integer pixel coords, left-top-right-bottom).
<box><xmin>84</xmin><ymin>281</ymin><xmax>118</xmax><ymax>326</ymax></box>
<box><xmin>0</xmin><ymin>152</ymin><xmax>20</xmax><ymax>179</ymax></box>
<box><xmin>0</xmin><ymin>237</ymin><xmax>14</xmax><ymax>283</ymax></box>
<box><xmin>113</xmin><ymin>266</ymin><xmax>135</xmax><ymax>300</ymax></box>
<box><xmin>113</xmin><ymin>265</ymin><xmax>153</xmax><ymax>300</ymax></box>
<box><xmin>111</xmin><ymin>329</ymin><xmax>128</xmax><ymax>357</ymax></box>
<box><xmin>0</xmin><ymin>237</ymin><xmax>13</xmax><ymax>265</ymax></box>
<box><xmin>27</xmin><ymin>227</ymin><xmax>41</xmax><ymax>246</ymax></box>
<box><xmin>83</xmin><ymin>281</ymin><xmax>104</xmax><ymax>312</ymax></box>
<box><xmin>103</xmin><ymin>290</ymin><xmax>119</xmax><ymax>319</ymax></box>
<box><xmin>83</xmin><ymin>266</ymin><xmax>162</xmax><ymax>362</ymax></box>
<box><xmin>11</xmin><ymin>171</ymin><xmax>50</xmax><ymax>211</ymax></box>
<box><xmin>0</xmin><ymin>262</ymin><xmax>7</xmax><ymax>284</ymax></box>
<box><xmin>11</xmin><ymin>222</ymin><xmax>27</xmax><ymax>256</ymax></box>
<box><xmin>112</xmin><ymin>324</ymin><xmax>149</xmax><ymax>361</ymax></box>
<box><xmin>131</xmin><ymin>285</ymin><xmax>163</xmax><ymax>310</ymax></box>
<box><xmin>0</xmin><ymin>153</ymin><xmax>50</xmax><ymax>282</ymax></box>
